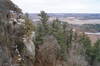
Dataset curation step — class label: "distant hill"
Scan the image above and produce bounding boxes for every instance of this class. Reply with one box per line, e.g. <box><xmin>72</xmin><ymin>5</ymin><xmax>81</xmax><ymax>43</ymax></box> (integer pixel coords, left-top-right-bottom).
<box><xmin>29</xmin><ymin>13</ymin><xmax>100</xmax><ymax>20</ymax></box>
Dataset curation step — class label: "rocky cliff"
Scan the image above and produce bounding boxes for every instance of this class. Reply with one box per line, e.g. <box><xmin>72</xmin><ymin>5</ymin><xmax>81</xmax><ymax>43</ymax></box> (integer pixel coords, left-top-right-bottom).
<box><xmin>0</xmin><ymin>0</ymin><xmax>35</xmax><ymax>66</ymax></box>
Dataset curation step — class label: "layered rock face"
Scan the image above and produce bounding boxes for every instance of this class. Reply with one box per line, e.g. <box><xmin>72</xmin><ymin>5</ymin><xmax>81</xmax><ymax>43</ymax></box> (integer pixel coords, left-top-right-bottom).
<box><xmin>0</xmin><ymin>0</ymin><xmax>35</xmax><ymax>66</ymax></box>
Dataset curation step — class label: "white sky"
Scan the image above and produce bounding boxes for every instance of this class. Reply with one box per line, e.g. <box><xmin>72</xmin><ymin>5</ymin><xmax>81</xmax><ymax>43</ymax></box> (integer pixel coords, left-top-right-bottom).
<box><xmin>12</xmin><ymin>0</ymin><xmax>100</xmax><ymax>13</ymax></box>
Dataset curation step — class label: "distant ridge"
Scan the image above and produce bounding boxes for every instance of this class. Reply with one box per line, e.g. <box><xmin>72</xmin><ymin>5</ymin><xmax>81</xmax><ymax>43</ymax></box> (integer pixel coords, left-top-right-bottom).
<box><xmin>29</xmin><ymin>13</ymin><xmax>100</xmax><ymax>20</ymax></box>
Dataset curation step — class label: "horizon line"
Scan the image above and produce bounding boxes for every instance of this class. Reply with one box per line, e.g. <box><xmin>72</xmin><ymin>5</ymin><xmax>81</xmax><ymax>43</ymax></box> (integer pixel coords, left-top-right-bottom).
<box><xmin>27</xmin><ymin>12</ymin><xmax>100</xmax><ymax>14</ymax></box>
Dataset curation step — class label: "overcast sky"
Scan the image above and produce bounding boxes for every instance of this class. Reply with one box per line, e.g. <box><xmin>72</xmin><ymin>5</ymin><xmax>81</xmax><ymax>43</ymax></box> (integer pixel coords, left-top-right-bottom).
<box><xmin>12</xmin><ymin>0</ymin><xmax>100</xmax><ymax>13</ymax></box>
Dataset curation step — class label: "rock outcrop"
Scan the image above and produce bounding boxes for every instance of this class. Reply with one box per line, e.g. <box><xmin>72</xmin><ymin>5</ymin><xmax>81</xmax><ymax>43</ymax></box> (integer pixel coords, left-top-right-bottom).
<box><xmin>23</xmin><ymin>31</ymin><xmax>35</xmax><ymax>60</ymax></box>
